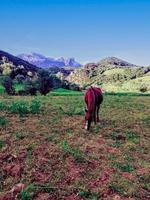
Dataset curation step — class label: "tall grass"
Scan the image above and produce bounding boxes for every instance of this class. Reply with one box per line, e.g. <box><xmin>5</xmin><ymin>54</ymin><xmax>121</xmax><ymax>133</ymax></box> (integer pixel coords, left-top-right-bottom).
<box><xmin>0</xmin><ymin>99</ymin><xmax>41</xmax><ymax>117</ymax></box>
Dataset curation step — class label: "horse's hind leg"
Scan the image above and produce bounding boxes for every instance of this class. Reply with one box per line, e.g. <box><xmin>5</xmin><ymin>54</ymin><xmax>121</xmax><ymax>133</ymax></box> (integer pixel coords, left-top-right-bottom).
<box><xmin>93</xmin><ymin>107</ymin><xmax>97</xmax><ymax>125</ymax></box>
<box><xmin>96</xmin><ymin>105</ymin><xmax>100</xmax><ymax>122</ymax></box>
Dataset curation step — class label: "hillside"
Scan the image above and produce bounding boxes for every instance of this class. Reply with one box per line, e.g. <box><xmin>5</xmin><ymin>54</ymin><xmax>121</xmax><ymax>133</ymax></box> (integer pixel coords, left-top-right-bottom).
<box><xmin>0</xmin><ymin>50</ymin><xmax>82</xmax><ymax>94</ymax></box>
<box><xmin>98</xmin><ymin>57</ymin><xmax>137</xmax><ymax>67</ymax></box>
<box><xmin>66</xmin><ymin>57</ymin><xmax>150</xmax><ymax>93</ymax></box>
<box><xmin>0</xmin><ymin>50</ymin><xmax>39</xmax><ymax>79</ymax></box>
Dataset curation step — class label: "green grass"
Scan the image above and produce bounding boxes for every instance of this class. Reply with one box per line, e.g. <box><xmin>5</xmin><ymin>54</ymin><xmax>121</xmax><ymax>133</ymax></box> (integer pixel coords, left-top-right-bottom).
<box><xmin>0</xmin><ymin>116</ymin><xmax>8</xmax><ymax>126</ymax></box>
<box><xmin>113</xmin><ymin>162</ymin><xmax>134</xmax><ymax>173</ymax></box>
<box><xmin>78</xmin><ymin>191</ymin><xmax>99</xmax><ymax>199</ymax></box>
<box><xmin>30</xmin><ymin>99</ymin><xmax>41</xmax><ymax>114</ymax></box>
<box><xmin>0</xmin><ymin>98</ymin><xmax>41</xmax><ymax>117</ymax></box>
<box><xmin>0</xmin><ymin>90</ymin><xmax>149</xmax><ymax>199</ymax></box>
<box><xmin>0</xmin><ymin>140</ymin><xmax>5</xmax><ymax>150</ymax></box>
<box><xmin>122</xmin><ymin>76</ymin><xmax>150</xmax><ymax>92</ymax></box>
<box><xmin>14</xmin><ymin>83</ymin><xmax>25</xmax><ymax>92</ymax></box>
<box><xmin>62</xmin><ymin>140</ymin><xmax>85</xmax><ymax>162</ymax></box>
<box><xmin>0</xmin><ymin>102</ymin><xmax>7</xmax><ymax>111</ymax></box>
<box><xmin>10</xmin><ymin>101</ymin><xmax>29</xmax><ymax>116</ymax></box>
<box><xmin>0</xmin><ymin>85</ymin><xmax>5</xmax><ymax>94</ymax></box>
<box><xmin>0</xmin><ymin>83</ymin><xmax>25</xmax><ymax>94</ymax></box>
<box><xmin>125</xmin><ymin>131</ymin><xmax>140</xmax><ymax>144</ymax></box>
<box><xmin>50</xmin><ymin>88</ymin><xmax>83</xmax><ymax>96</ymax></box>
<box><xmin>19</xmin><ymin>184</ymin><xmax>34</xmax><ymax>200</ymax></box>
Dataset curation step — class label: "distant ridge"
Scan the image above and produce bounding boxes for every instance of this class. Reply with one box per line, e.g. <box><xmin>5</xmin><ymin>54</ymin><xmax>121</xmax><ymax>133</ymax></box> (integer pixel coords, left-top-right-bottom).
<box><xmin>98</xmin><ymin>57</ymin><xmax>137</xmax><ymax>67</ymax></box>
<box><xmin>18</xmin><ymin>53</ymin><xmax>82</xmax><ymax>68</ymax></box>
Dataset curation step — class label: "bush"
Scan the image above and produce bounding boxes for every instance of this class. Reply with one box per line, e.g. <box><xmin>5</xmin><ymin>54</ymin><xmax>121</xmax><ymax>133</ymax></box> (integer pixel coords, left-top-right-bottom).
<box><xmin>24</xmin><ymin>80</ymin><xmax>39</xmax><ymax>96</ymax></box>
<box><xmin>39</xmin><ymin>77</ymin><xmax>52</xmax><ymax>95</ymax></box>
<box><xmin>27</xmin><ymin>87</ymin><xmax>38</xmax><ymax>95</ymax></box>
<box><xmin>38</xmin><ymin>69</ymin><xmax>53</xmax><ymax>95</ymax></box>
<box><xmin>0</xmin><ymin>102</ymin><xmax>7</xmax><ymax>111</ymax></box>
<box><xmin>49</xmin><ymin>75</ymin><xmax>62</xmax><ymax>88</ymax></box>
<box><xmin>17</xmin><ymin>90</ymin><xmax>28</xmax><ymax>96</ymax></box>
<box><xmin>9</xmin><ymin>101</ymin><xmax>29</xmax><ymax>117</ymax></box>
<box><xmin>30</xmin><ymin>99</ymin><xmax>41</xmax><ymax>114</ymax></box>
<box><xmin>15</xmin><ymin>74</ymin><xmax>25</xmax><ymax>83</ymax></box>
<box><xmin>9</xmin><ymin>100</ymin><xmax>41</xmax><ymax>116</ymax></box>
<box><xmin>2</xmin><ymin>76</ymin><xmax>15</xmax><ymax>95</ymax></box>
<box><xmin>139</xmin><ymin>85</ymin><xmax>148</xmax><ymax>93</ymax></box>
<box><xmin>62</xmin><ymin>80</ymin><xmax>80</xmax><ymax>91</ymax></box>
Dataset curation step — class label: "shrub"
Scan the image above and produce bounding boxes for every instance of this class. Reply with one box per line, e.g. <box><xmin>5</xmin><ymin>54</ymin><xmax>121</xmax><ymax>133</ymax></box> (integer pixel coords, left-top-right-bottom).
<box><xmin>0</xmin><ymin>57</ymin><xmax>13</xmax><ymax>75</ymax></box>
<box><xmin>9</xmin><ymin>100</ymin><xmax>41</xmax><ymax>116</ymax></box>
<box><xmin>50</xmin><ymin>75</ymin><xmax>62</xmax><ymax>88</ymax></box>
<box><xmin>28</xmin><ymin>87</ymin><xmax>38</xmax><ymax>96</ymax></box>
<box><xmin>30</xmin><ymin>99</ymin><xmax>41</xmax><ymax>114</ymax></box>
<box><xmin>140</xmin><ymin>85</ymin><xmax>148</xmax><ymax>93</ymax></box>
<box><xmin>9</xmin><ymin>101</ymin><xmax>29</xmax><ymax>117</ymax></box>
<box><xmin>17</xmin><ymin>90</ymin><xmax>28</xmax><ymax>96</ymax></box>
<box><xmin>39</xmin><ymin>77</ymin><xmax>52</xmax><ymax>95</ymax></box>
<box><xmin>38</xmin><ymin>69</ymin><xmax>53</xmax><ymax>95</ymax></box>
<box><xmin>0</xmin><ymin>102</ymin><xmax>7</xmax><ymax>111</ymax></box>
<box><xmin>2</xmin><ymin>76</ymin><xmax>15</xmax><ymax>95</ymax></box>
<box><xmin>24</xmin><ymin>80</ymin><xmax>39</xmax><ymax>96</ymax></box>
<box><xmin>15</xmin><ymin>74</ymin><xmax>25</xmax><ymax>83</ymax></box>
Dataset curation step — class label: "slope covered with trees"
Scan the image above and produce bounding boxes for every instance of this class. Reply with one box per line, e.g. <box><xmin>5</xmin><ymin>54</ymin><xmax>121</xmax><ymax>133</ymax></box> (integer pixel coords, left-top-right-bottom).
<box><xmin>67</xmin><ymin>57</ymin><xmax>150</xmax><ymax>93</ymax></box>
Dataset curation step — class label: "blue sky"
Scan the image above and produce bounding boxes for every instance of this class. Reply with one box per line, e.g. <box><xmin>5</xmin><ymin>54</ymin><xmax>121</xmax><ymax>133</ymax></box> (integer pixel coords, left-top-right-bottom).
<box><xmin>0</xmin><ymin>0</ymin><xmax>150</xmax><ymax>65</ymax></box>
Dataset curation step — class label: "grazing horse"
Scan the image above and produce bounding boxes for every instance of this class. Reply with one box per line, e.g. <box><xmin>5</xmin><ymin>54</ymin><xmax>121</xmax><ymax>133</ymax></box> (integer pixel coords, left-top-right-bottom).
<box><xmin>84</xmin><ymin>86</ymin><xmax>103</xmax><ymax>130</ymax></box>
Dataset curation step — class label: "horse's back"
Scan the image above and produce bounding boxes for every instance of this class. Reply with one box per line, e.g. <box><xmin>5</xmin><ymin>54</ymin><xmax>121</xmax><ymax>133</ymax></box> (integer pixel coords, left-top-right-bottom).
<box><xmin>85</xmin><ymin>86</ymin><xmax>103</xmax><ymax>105</ymax></box>
<box><xmin>93</xmin><ymin>87</ymin><xmax>103</xmax><ymax>104</ymax></box>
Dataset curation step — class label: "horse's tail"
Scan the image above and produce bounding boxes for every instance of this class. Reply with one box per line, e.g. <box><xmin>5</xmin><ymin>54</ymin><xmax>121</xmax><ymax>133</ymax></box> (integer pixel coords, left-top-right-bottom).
<box><xmin>87</xmin><ymin>86</ymin><xmax>96</xmax><ymax>122</ymax></box>
<box><xmin>91</xmin><ymin>87</ymin><xmax>97</xmax><ymax>121</ymax></box>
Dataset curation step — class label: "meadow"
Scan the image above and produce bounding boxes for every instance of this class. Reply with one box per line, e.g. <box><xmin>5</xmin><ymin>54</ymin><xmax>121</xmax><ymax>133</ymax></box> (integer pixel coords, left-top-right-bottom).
<box><xmin>0</xmin><ymin>89</ymin><xmax>150</xmax><ymax>199</ymax></box>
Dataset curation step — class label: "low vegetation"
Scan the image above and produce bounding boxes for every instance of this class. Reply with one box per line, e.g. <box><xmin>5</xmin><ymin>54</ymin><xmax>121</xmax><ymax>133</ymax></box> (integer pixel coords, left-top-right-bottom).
<box><xmin>0</xmin><ymin>89</ymin><xmax>149</xmax><ymax>199</ymax></box>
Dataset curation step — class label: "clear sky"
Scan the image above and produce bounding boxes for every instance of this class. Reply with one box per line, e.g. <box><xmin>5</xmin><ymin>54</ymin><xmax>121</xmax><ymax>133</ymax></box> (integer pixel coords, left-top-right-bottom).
<box><xmin>0</xmin><ymin>0</ymin><xmax>150</xmax><ymax>65</ymax></box>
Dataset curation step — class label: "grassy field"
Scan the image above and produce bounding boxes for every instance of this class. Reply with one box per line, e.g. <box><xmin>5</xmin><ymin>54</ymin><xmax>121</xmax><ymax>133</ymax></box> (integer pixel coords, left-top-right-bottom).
<box><xmin>0</xmin><ymin>89</ymin><xmax>150</xmax><ymax>199</ymax></box>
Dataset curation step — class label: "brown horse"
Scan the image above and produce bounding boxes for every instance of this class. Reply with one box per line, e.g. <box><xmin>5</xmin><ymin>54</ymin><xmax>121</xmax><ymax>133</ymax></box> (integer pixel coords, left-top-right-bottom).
<box><xmin>84</xmin><ymin>86</ymin><xmax>103</xmax><ymax>130</ymax></box>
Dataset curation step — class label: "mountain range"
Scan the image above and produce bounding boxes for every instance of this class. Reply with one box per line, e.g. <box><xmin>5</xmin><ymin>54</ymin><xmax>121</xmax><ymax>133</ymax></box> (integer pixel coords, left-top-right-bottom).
<box><xmin>18</xmin><ymin>53</ymin><xmax>81</xmax><ymax>68</ymax></box>
<box><xmin>0</xmin><ymin>49</ymin><xmax>150</xmax><ymax>93</ymax></box>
